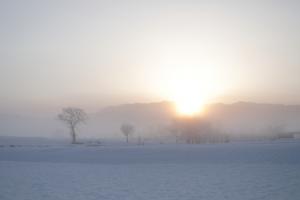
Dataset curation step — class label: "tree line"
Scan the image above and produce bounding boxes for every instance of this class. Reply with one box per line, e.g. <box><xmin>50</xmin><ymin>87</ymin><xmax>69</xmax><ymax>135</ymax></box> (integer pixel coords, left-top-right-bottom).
<box><xmin>58</xmin><ymin>107</ymin><xmax>229</xmax><ymax>144</ymax></box>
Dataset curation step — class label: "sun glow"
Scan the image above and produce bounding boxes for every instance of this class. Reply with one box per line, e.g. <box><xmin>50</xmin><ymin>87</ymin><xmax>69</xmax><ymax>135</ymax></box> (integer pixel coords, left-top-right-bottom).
<box><xmin>163</xmin><ymin>67</ymin><xmax>224</xmax><ymax>117</ymax></box>
<box><xmin>149</xmin><ymin>41</ymin><xmax>233</xmax><ymax>116</ymax></box>
<box><xmin>175</xmin><ymin>98</ymin><xmax>205</xmax><ymax>116</ymax></box>
<box><xmin>175</xmin><ymin>101</ymin><xmax>204</xmax><ymax>116</ymax></box>
<box><xmin>171</xmin><ymin>79</ymin><xmax>207</xmax><ymax>116</ymax></box>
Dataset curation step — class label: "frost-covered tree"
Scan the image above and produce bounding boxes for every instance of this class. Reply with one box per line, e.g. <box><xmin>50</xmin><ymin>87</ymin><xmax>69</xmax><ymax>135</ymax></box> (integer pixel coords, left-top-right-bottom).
<box><xmin>58</xmin><ymin>107</ymin><xmax>87</xmax><ymax>144</ymax></box>
<box><xmin>121</xmin><ymin>123</ymin><xmax>135</xmax><ymax>143</ymax></box>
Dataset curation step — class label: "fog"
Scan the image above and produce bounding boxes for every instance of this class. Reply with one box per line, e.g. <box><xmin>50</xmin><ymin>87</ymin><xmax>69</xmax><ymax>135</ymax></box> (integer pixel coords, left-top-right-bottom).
<box><xmin>1</xmin><ymin>2</ymin><xmax>300</xmax><ymax>200</ymax></box>
<box><xmin>1</xmin><ymin>1</ymin><xmax>300</xmax><ymax>142</ymax></box>
<box><xmin>1</xmin><ymin>0</ymin><xmax>300</xmax><ymax>114</ymax></box>
<box><xmin>1</xmin><ymin>101</ymin><xmax>299</xmax><ymax>144</ymax></box>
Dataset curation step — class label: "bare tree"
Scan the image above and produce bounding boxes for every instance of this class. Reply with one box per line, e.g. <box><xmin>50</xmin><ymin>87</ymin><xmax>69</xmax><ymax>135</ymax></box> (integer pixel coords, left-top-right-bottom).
<box><xmin>58</xmin><ymin>107</ymin><xmax>87</xmax><ymax>144</ymax></box>
<box><xmin>173</xmin><ymin>116</ymin><xmax>212</xmax><ymax>144</ymax></box>
<box><xmin>121</xmin><ymin>123</ymin><xmax>135</xmax><ymax>143</ymax></box>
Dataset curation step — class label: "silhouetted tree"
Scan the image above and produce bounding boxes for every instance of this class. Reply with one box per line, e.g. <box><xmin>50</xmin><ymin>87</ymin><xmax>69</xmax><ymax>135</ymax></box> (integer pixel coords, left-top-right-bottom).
<box><xmin>267</xmin><ymin>124</ymin><xmax>286</xmax><ymax>140</ymax></box>
<box><xmin>137</xmin><ymin>135</ymin><xmax>144</xmax><ymax>145</ymax></box>
<box><xmin>58</xmin><ymin>107</ymin><xmax>87</xmax><ymax>144</ymax></box>
<box><xmin>169</xmin><ymin>119</ymin><xmax>181</xmax><ymax>143</ymax></box>
<box><xmin>121</xmin><ymin>123</ymin><xmax>135</xmax><ymax>143</ymax></box>
<box><xmin>173</xmin><ymin>116</ymin><xmax>212</xmax><ymax>144</ymax></box>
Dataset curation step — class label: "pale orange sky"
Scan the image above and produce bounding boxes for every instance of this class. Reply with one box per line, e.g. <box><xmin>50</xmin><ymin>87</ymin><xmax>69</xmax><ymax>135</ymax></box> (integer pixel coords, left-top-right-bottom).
<box><xmin>1</xmin><ymin>0</ymin><xmax>300</xmax><ymax>113</ymax></box>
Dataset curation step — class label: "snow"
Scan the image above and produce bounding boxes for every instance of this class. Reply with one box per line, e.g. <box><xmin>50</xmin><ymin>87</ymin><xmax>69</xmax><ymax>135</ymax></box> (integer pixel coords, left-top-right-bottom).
<box><xmin>1</xmin><ymin>141</ymin><xmax>300</xmax><ymax>200</ymax></box>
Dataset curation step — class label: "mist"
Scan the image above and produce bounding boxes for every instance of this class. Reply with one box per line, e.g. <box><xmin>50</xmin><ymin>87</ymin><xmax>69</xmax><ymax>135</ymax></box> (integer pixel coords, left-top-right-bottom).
<box><xmin>2</xmin><ymin>1</ymin><xmax>300</xmax><ymax>200</ymax></box>
<box><xmin>1</xmin><ymin>101</ymin><xmax>299</xmax><ymax>144</ymax></box>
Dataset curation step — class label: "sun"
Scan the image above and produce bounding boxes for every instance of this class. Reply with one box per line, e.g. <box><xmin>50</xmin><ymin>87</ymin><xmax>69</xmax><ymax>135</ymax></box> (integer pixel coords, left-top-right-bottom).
<box><xmin>172</xmin><ymin>88</ymin><xmax>206</xmax><ymax>116</ymax></box>
<box><xmin>175</xmin><ymin>98</ymin><xmax>204</xmax><ymax>116</ymax></box>
<box><xmin>169</xmin><ymin>78</ymin><xmax>208</xmax><ymax>116</ymax></box>
<box><xmin>156</xmin><ymin>63</ymin><xmax>227</xmax><ymax>117</ymax></box>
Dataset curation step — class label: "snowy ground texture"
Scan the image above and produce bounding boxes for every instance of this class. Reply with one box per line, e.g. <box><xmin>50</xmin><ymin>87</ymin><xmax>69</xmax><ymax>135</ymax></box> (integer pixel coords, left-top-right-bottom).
<box><xmin>1</xmin><ymin>141</ymin><xmax>300</xmax><ymax>200</ymax></box>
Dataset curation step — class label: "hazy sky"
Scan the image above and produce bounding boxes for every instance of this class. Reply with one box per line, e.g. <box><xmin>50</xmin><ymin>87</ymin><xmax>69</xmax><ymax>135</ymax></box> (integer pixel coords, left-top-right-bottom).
<box><xmin>1</xmin><ymin>0</ymin><xmax>300</xmax><ymax>113</ymax></box>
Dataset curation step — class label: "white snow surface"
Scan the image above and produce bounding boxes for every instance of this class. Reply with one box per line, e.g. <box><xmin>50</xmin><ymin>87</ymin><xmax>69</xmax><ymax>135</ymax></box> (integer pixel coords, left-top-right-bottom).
<box><xmin>1</xmin><ymin>141</ymin><xmax>300</xmax><ymax>200</ymax></box>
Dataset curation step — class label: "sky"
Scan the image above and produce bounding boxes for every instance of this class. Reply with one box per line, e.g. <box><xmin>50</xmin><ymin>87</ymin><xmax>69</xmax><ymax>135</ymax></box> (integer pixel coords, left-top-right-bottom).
<box><xmin>1</xmin><ymin>0</ymin><xmax>300</xmax><ymax>113</ymax></box>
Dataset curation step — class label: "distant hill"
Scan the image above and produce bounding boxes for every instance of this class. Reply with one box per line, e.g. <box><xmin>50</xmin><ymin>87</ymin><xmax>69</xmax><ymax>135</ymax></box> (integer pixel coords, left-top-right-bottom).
<box><xmin>86</xmin><ymin>101</ymin><xmax>176</xmax><ymax>138</ymax></box>
<box><xmin>1</xmin><ymin>101</ymin><xmax>300</xmax><ymax>139</ymax></box>
<box><xmin>87</xmin><ymin>101</ymin><xmax>300</xmax><ymax>138</ymax></box>
<box><xmin>205</xmin><ymin>102</ymin><xmax>300</xmax><ymax>135</ymax></box>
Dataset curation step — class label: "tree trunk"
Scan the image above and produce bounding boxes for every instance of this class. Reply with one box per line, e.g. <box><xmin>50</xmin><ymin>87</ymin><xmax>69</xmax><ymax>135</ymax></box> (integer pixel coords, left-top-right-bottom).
<box><xmin>71</xmin><ymin>126</ymin><xmax>76</xmax><ymax>144</ymax></box>
<box><xmin>126</xmin><ymin>135</ymin><xmax>129</xmax><ymax>143</ymax></box>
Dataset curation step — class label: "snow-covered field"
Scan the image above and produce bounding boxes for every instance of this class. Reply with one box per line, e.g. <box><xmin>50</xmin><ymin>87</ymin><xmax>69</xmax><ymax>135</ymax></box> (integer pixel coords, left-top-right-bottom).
<box><xmin>1</xmin><ymin>141</ymin><xmax>300</xmax><ymax>200</ymax></box>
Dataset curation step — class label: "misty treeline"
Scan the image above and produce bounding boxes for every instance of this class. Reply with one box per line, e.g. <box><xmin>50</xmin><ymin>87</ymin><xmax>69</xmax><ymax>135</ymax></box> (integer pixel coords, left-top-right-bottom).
<box><xmin>168</xmin><ymin>116</ymin><xmax>229</xmax><ymax>144</ymax></box>
<box><xmin>58</xmin><ymin>107</ymin><xmax>231</xmax><ymax>144</ymax></box>
<box><xmin>57</xmin><ymin>104</ymin><xmax>300</xmax><ymax>144</ymax></box>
